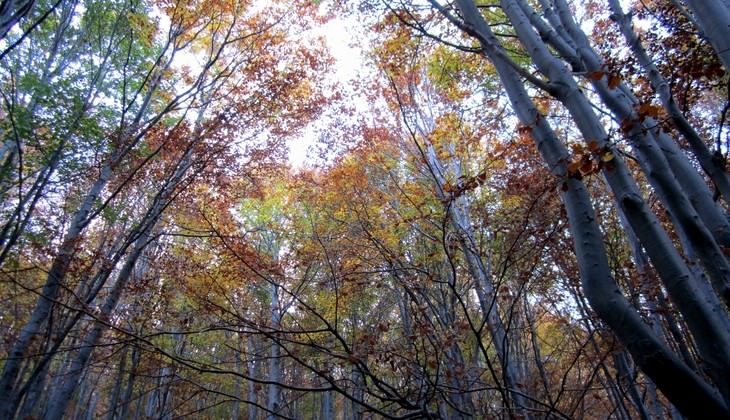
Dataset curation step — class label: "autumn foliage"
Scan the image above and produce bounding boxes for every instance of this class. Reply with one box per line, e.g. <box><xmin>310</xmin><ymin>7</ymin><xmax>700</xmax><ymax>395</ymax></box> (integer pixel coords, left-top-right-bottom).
<box><xmin>0</xmin><ymin>0</ymin><xmax>729</xmax><ymax>418</ymax></box>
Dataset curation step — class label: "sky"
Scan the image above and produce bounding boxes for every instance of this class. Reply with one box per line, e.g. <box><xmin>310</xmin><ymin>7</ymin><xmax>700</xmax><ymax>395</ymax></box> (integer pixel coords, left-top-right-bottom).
<box><xmin>287</xmin><ymin>13</ymin><xmax>366</xmax><ymax>167</ymax></box>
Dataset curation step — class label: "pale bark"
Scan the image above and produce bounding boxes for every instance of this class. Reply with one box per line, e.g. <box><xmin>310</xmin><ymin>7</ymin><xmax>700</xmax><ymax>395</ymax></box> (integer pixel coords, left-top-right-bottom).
<box><xmin>105</xmin><ymin>345</ymin><xmax>129</xmax><ymax>420</ymax></box>
<box><xmin>438</xmin><ymin>1</ymin><xmax>730</xmax><ymax>415</ymax></box>
<box><xmin>403</xmin><ymin>81</ymin><xmax>533</xmax><ymax>414</ymax></box>
<box><xmin>233</xmin><ymin>344</ymin><xmax>242</xmax><ymax>420</ymax></box>
<box><xmin>0</xmin><ymin>44</ymin><xmax>179</xmax><ymax>419</ymax></box>
<box><xmin>43</xmin><ymin>230</ymin><xmax>157</xmax><ymax>420</ymax></box>
<box><xmin>266</xmin><ymin>284</ymin><xmax>282</xmax><ymax>419</ymax></box>
<box><xmin>682</xmin><ymin>0</ymin><xmax>730</xmax><ymax>72</ymax></box>
<box><xmin>546</xmin><ymin>0</ymin><xmax>730</xmax><ymax>259</ymax></box>
<box><xmin>607</xmin><ymin>0</ymin><xmax>730</xmax><ymax>204</ymax></box>
<box><xmin>118</xmin><ymin>345</ymin><xmax>140</xmax><ymax>420</ymax></box>
<box><xmin>613</xmin><ymin>351</ymin><xmax>650</xmax><ymax>420</ymax></box>
<box><xmin>496</xmin><ymin>0</ymin><xmax>730</xmax><ymax>402</ymax></box>
<box><xmin>246</xmin><ymin>335</ymin><xmax>260</xmax><ymax>420</ymax></box>
<box><xmin>42</xmin><ymin>124</ymin><xmax>202</xmax><ymax>417</ymax></box>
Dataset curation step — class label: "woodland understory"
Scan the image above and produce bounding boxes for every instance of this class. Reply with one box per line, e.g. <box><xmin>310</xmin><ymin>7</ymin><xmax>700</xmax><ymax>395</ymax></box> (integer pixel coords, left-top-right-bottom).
<box><xmin>1</xmin><ymin>0</ymin><xmax>730</xmax><ymax>418</ymax></box>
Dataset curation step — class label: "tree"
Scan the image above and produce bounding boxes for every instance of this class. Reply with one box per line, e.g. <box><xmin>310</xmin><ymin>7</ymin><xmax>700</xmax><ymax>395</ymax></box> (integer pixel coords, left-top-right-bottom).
<box><xmin>1</xmin><ymin>0</ymin><xmax>729</xmax><ymax>418</ymax></box>
<box><xmin>381</xmin><ymin>0</ymin><xmax>730</xmax><ymax>416</ymax></box>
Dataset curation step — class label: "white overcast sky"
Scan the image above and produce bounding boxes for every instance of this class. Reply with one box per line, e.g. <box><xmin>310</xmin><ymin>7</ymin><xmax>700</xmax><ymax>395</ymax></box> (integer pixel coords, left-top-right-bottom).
<box><xmin>287</xmin><ymin>13</ymin><xmax>366</xmax><ymax>167</ymax></box>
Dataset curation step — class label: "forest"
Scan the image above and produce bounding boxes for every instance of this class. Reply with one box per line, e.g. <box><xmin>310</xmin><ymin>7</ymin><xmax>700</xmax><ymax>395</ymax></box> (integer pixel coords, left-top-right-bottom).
<box><xmin>0</xmin><ymin>0</ymin><xmax>729</xmax><ymax>418</ymax></box>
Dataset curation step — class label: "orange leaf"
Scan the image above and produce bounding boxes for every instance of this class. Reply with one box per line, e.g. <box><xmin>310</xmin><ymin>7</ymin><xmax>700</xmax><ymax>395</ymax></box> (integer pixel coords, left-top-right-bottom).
<box><xmin>568</xmin><ymin>160</ymin><xmax>582</xmax><ymax>173</ymax></box>
<box><xmin>587</xmin><ymin>70</ymin><xmax>604</xmax><ymax>80</ymax></box>
<box><xmin>638</xmin><ymin>103</ymin><xmax>661</xmax><ymax>118</ymax></box>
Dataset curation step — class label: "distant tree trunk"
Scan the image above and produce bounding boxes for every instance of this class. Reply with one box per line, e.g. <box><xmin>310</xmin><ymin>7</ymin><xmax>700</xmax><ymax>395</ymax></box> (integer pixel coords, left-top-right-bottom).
<box><xmin>233</xmin><ymin>342</ymin><xmax>242</xmax><ymax>420</ymax></box>
<box><xmin>43</xmin><ymin>230</ymin><xmax>156</xmax><ymax>420</ymax></box>
<box><xmin>0</xmin><ymin>44</ymin><xmax>178</xmax><ymax>418</ymax></box>
<box><xmin>267</xmin><ymin>284</ymin><xmax>282</xmax><ymax>419</ymax></box>
<box><xmin>83</xmin><ymin>391</ymin><xmax>100</xmax><ymax>420</ymax></box>
<box><xmin>418</xmin><ymin>126</ymin><xmax>532</xmax><ymax>416</ymax></box>
<box><xmin>15</xmin><ymin>348</ymin><xmax>51</xmax><ymax>419</ymax></box>
<box><xmin>350</xmin><ymin>366</ymin><xmax>364</xmax><ymax>420</ymax></box>
<box><xmin>247</xmin><ymin>335</ymin><xmax>260</xmax><ymax>420</ymax></box>
<box><xmin>119</xmin><ymin>345</ymin><xmax>141</xmax><ymax>420</ymax></box>
<box><xmin>320</xmin><ymin>389</ymin><xmax>334</xmax><ymax>420</ymax></box>
<box><xmin>613</xmin><ymin>351</ymin><xmax>650</xmax><ymax>420</ymax></box>
<box><xmin>105</xmin><ymin>344</ymin><xmax>129</xmax><ymax>420</ymax></box>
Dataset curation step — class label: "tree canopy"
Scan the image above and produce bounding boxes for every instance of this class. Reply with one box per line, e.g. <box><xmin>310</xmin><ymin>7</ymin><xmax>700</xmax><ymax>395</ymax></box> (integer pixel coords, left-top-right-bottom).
<box><xmin>0</xmin><ymin>0</ymin><xmax>729</xmax><ymax>418</ymax></box>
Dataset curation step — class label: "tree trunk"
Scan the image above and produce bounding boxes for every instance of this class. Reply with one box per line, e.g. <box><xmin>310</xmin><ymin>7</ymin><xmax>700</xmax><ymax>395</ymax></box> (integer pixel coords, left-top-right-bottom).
<box><xmin>267</xmin><ymin>284</ymin><xmax>282</xmax><ymax>419</ymax></box>
<box><xmin>247</xmin><ymin>335</ymin><xmax>260</xmax><ymax>420</ymax></box>
<box><xmin>118</xmin><ymin>345</ymin><xmax>141</xmax><ymax>420</ymax></box>
<box><xmin>682</xmin><ymin>0</ymin><xmax>730</xmax><ymax>72</ymax></box>
<box><xmin>607</xmin><ymin>0</ymin><xmax>730</xmax><ymax>204</ymax></box>
<box><xmin>105</xmin><ymin>344</ymin><xmax>129</xmax><ymax>420</ymax></box>
<box><xmin>0</xmin><ymin>0</ymin><xmax>35</xmax><ymax>42</ymax></box>
<box><xmin>443</xmin><ymin>1</ymin><xmax>730</xmax><ymax>415</ymax></box>
<box><xmin>497</xmin><ymin>0</ymin><xmax>730</xmax><ymax>401</ymax></box>
<box><xmin>43</xmin><ymin>230</ymin><xmax>156</xmax><ymax>420</ymax></box>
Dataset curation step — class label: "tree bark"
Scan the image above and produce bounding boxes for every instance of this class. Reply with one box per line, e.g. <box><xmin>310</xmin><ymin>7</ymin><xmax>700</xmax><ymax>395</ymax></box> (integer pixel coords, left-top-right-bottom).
<box><xmin>440</xmin><ymin>1</ymin><xmax>730</xmax><ymax>415</ymax></box>
<box><xmin>681</xmin><ymin>0</ymin><xmax>730</xmax><ymax>72</ymax></box>
<box><xmin>607</xmin><ymin>0</ymin><xmax>730</xmax><ymax>204</ymax></box>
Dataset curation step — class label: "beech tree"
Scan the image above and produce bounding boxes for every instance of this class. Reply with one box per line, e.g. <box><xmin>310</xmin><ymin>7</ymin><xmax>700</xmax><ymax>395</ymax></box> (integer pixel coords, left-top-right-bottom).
<box><xmin>1</xmin><ymin>0</ymin><xmax>729</xmax><ymax>418</ymax></box>
<box><xmin>380</xmin><ymin>0</ymin><xmax>730</xmax><ymax>416</ymax></box>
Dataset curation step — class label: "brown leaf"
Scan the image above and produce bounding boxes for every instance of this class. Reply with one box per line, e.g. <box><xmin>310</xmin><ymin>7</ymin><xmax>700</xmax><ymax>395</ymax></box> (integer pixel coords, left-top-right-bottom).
<box><xmin>568</xmin><ymin>160</ymin><xmax>582</xmax><ymax>173</ymax></box>
<box><xmin>620</xmin><ymin>118</ymin><xmax>634</xmax><ymax>135</ymax></box>
<box><xmin>580</xmin><ymin>160</ymin><xmax>594</xmax><ymax>174</ymax></box>
<box><xmin>608</xmin><ymin>73</ymin><xmax>621</xmax><ymax>89</ymax></box>
<box><xmin>587</xmin><ymin>70</ymin><xmax>604</xmax><ymax>80</ymax></box>
<box><xmin>638</xmin><ymin>103</ymin><xmax>661</xmax><ymax>119</ymax></box>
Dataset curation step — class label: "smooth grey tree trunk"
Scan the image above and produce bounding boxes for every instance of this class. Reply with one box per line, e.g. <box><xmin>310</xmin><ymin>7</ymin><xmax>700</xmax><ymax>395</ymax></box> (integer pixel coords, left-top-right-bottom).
<box><xmin>267</xmin><ymin>284</ymin><xmax>282</xmax><ymax>419</ymax></box>
<box><xmin>495</xmin><ymin>0</ymin><xmax>730</xmax><ymax>403</ymax></box>
<box><xmin>105</xmin><ymin>345</ymin><xmax>129</xmax><ymax>420</ymax></box>
<box><xmin>0</xmin><ymin>38</ymin><xmax>180</xmax><ymax>418</ymax></box>
<box><xmin>412</xmin><ymin>105</ymin><xmax>533</xmax><ymax>416</ymax></box>
<box><xmin>613</xmin><ymin>351</ymin><xmax>650</xmax><ymax>420</ymax></box>
<box><xmin>607</xmin><ymin>0</ymin><xmax>730</xmax><ymax>204</ymax></box>
<box><xmin>682</xmin><ymin>0</ymin><xmax>730</xmax><ymax>72</ymax></box>
<box><xmin>439</xmin><ymin>1</ymin><xmax>730</xmax><ymax>415</ymax></box>
<box><xmin>247</xmin><ymin>335</ymin><xmax>260</xmax><ymax>420</ymax></box>
<box><xmin>233</xmin><ymin>343</ymin><xmax>242</xmax><ymax>420</ymax></box>
<box><xmin>543</xmin><ymin>0</ymin><xmax>730</xmax><ymax>303</ymax></box>
<box><xmin>43</xmin><ymin>230</ymin><xmax>156</xmax><ymax>420</ymax></box>
<box><xmin>118</xmin><ymin>345</ymin><xmax>140</xmax><ymax>420</ymax></box>
<box><xmin>42</xmin><ymin>130</ymin><xmax>201</xmax><ymax>418</ymax></box>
